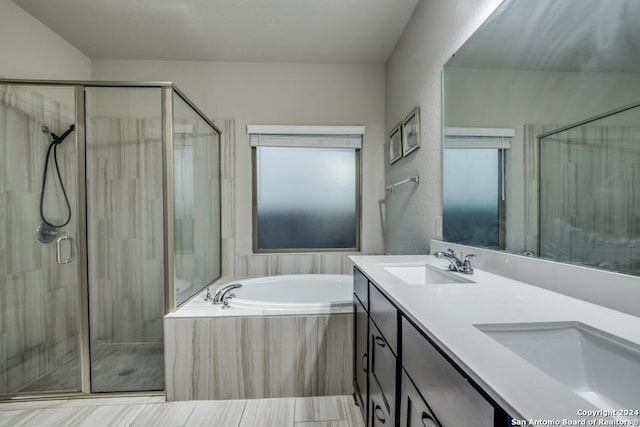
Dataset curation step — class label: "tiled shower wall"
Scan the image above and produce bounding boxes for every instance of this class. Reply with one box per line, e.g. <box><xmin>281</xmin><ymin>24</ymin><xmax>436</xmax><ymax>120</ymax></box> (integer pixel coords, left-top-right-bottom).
<box><xmin>0</xmin><ymin>86</ymin><xmax>79</xmax><ymax>393</ymax></box>
<box><xmin>85</xmin><ymin>117</ymin><xmax>165</xmax><ymax>345</ymax></box>
<box><xmin>219</xmin><ymin>119</ymin><xmax>357</xmax><ymax>279</ymax></box>
<box><xmin>524</xmin><ymin>123</ymin><xmax>640</xmax><ymax>276</ymax></box>
<box><xmin>539</xmin><ymin>125</ymin><xmax>640</xmax><ymax>275</ymax></box>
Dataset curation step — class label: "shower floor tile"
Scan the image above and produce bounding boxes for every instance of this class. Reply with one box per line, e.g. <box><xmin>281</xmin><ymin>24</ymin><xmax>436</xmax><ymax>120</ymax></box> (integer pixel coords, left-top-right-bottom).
<box><xmin>89</xmin><ymin>343</ymin><xmax>164</xmax><ymax>393</ymax></box>
<box><xmin>18</xmin><ymin>343</ymin><xmax>164</xmax><ymax>394</ymax></box>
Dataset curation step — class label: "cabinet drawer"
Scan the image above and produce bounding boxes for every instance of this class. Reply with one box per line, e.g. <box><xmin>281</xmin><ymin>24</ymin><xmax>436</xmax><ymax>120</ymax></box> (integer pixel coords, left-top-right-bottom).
<box><xmin>369</xmin><ymin>284</ymin><xmax>397</xmax><ymax>354</ymax></box>
<box><xmin>370</xmin><ymin>320</ymin><xmax>396</xmax><ymax>419</ymax></box>
<box><xmin>400</xmin><ymin>370</ymin><xmax>441</xmax><ymax>427</ymax></box>
<box><xmin>402</xmin><ymin>317</ymin><xmax>494</xmax><ymax>427</ymax></box>
<box><xmin>353</xmin><ymin>267</ymin><xmax>368</xmax><ymax>309</ymax></box>
<box><xmin>370</xmin><ymin>381</ymin><xmax>392</xmax><ymax>427</ymax></box>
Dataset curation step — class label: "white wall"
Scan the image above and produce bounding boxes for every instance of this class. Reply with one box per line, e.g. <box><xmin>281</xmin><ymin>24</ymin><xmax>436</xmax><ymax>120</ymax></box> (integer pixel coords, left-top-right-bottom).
<box><xmin>0</xmin><ymin>0</ymin><xmax>90</xmax><ymax>80</ymax></box>
<box><xmin>384</xmin><ymin>0</ymin><xmax>504</xmax><ymax>254</ymax></box>
<box><xmin>92</xmin><ymin>60</ymin><xmax>387</xmax><ymax>268</ymax></box>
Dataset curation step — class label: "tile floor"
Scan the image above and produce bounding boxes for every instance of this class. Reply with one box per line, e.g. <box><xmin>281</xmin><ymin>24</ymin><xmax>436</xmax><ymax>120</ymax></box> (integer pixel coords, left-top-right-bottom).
<box><xmin>19</xmin><ymin>343</ymin><xmax>164</xmax><ymax>394</ymax></box>
<box><xmin>0</xmin><ymin>395</ymin><xmax>365</xmax><ymax>427</ymax></box>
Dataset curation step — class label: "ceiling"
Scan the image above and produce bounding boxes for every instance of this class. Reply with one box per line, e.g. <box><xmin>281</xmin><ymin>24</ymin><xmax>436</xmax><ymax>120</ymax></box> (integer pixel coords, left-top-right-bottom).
<box><xmin>12</xmin><ymin>0</ymin><xmax>419</xmax><ymax>63</ymax></box>
<box><xmin>446</xmin><ymin>0</ymin><xmax>640</xmax><ymax>73</ymax></box>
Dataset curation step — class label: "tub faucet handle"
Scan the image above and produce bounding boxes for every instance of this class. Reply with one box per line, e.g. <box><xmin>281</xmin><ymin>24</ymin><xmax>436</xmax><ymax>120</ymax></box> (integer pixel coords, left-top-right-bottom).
<box><xmin>221</xmin><ymin>293</ymin><xmax>235</xmax><ymax>309</ymax></box>
<box><xmin>462</xmin><ymin>254</ymin><xmax>476</xmax><ymax>275</ymax></box>
<box><xmin>203</xmin><ymin>287</ymin><xmax>212</xmax><ymax>302</ymax></box>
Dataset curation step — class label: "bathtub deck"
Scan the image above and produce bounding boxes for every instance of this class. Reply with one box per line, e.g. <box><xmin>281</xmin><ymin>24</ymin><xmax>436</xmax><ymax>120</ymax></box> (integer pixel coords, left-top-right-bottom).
<box><xmin>0</xmin><ymin>395</ymin><xmax>365</xmax><ymax>427</ymax></box>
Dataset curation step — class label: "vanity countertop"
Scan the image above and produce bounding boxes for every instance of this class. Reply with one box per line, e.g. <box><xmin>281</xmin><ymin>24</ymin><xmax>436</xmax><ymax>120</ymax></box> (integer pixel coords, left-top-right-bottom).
<box><xmin>350</xmin><ymin>255</ymin><xmax>640</xmax><ymax>423</ymax></box>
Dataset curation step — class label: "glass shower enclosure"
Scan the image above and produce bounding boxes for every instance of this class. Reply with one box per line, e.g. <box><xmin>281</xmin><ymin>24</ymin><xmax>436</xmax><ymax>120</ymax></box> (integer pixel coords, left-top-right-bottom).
<box><xmin>539</xmin><ymin>101</ymin><xmax>640</xmax><ymax>276</ymax></box>
<box><xmin>0</xmin><ymin>80</ymin><xmax>221</xmax><ymax>397</ymax></box>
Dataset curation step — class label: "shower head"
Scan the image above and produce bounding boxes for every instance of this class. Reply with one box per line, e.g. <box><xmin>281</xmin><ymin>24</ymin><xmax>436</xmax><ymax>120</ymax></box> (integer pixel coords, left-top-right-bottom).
<box><xmin>41</xmin><ymin>124</ymin><xmax>74</xmax><ymax>144</ymax></box>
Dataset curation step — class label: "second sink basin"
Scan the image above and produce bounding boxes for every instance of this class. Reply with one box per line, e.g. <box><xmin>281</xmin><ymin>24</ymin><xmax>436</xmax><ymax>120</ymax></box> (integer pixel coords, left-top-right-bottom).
<box><xmin>383</xmin><ymin>264</ymin><xmax>473</xmax><ymax>285</ymax></box>
<box><xmin>475</xmin><ymin>321</ymin><xmax>640</xmax><ymax>411</ymax></box>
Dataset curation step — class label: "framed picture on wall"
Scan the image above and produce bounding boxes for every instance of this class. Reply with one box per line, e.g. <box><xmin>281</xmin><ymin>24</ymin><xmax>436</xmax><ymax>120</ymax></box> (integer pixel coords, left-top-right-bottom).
<box><xmin>402</xmin><ymin>107</ymin><xmax>420</xmax><ymax>156</ymax></box>
<box><xmin>389</xmin><ymin>124</ymin><xmax>402</xmax><ymax>164</ymax></box>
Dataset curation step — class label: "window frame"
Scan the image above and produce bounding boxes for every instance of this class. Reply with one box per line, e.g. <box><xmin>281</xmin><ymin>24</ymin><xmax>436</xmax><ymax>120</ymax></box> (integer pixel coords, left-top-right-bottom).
<box><xmin>251</xmin><ymin>143</ymin><xmax>362</xmax><ymax>254</ymax></box>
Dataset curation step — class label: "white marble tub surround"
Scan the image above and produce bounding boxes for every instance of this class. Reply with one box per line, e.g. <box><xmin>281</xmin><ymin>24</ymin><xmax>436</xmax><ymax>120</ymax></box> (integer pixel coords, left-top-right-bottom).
<box><xmin>350</xmin><ymin>255</ymin><xmax>640</xmax><ymax>423</ymax></box>
<box><xmin>164</xmin><ymin>274</ymin><xmax>353</xmax><ymax>401</ymax></box>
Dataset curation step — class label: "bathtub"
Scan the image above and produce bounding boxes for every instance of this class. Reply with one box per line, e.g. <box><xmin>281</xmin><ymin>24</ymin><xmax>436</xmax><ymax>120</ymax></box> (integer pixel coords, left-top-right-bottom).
<box><xmin>164</xmin><ymin>274</ymin><xmax>354</xmax><ymax>401</ymax></box>
<box><xmin>228</xmin><ymin>274</ymin><xmax>352</xmax><ymax>312</ymax></box>
<box><xmin>170</xmin><ymin>274</ymin><xmax>353</xmax><ymax>316</ymax></box>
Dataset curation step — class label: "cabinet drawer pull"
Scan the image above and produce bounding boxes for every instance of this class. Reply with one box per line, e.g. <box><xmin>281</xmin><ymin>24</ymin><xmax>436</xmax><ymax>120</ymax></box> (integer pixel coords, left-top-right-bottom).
<box><xmin>374</xmin><ymin>404</ymin><xmax>386</xmax><ymax>424</ymax></box>
<box><xmin>422</xmin><ymin>411</ymin><xmax>438</xmax><ymax>427</ymax></box>
<box><xmin>374</xmin><ymin>335</ymin><xmax>386</xmax><ymax>348</ymax></box>
<box><xmin>362</xmin><ymin>353</ymin><xmax>368</xmax><ymax>373</ymax></box>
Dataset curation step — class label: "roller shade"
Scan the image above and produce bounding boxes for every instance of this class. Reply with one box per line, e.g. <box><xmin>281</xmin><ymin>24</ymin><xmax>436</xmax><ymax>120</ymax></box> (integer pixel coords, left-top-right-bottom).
<box><xmin>444</xmin><ymin>127</ymin><xmax>513</xmax><ymax>149</ymax></box>
<box><xmin>248</xmin><ymin>125</ymin><xmax>364</xmax><ymax>148</ymax></box>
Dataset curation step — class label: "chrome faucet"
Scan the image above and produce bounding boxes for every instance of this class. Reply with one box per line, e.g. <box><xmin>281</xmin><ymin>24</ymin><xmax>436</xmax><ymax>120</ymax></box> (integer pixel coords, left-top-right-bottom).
<box><xmin>212</xmin><ymin>283</ymin><xmax>242</xmax><ymax>308</ymax></box>
<box><xmin>434</xmin><ymin>249</ymin><xmax>476</xmax><ymax>275</ymax></box>
<box><xmin>203</xmin><ymin>287</ymin><xmax>212</xmax><ymax>302</ymax></box>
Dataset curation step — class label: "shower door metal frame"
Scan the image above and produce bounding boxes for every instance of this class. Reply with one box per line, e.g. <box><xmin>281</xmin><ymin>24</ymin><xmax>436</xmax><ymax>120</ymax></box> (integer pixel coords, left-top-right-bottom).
<box><xmin>162</xmin><ymin>87</ymin><xmax>176</xmax><ymax>312</ymax></box>
<box><xmin>74</xmin><ymin>84</ymin><xmax>91</xmax><ymax>394</ymax></box>
<box><xmin>0</xmin><ymin>79</ymin><xmax>222</xmax><ymax>401</ymax></box>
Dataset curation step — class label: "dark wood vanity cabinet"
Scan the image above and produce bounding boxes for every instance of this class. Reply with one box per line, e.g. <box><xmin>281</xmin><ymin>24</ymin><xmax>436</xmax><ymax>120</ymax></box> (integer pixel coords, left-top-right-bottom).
<box><xmin>353</xmin><ymin>267</ymin><xmax>399</xmax><ymax>426</ymax></box>
<box><xmin>401</xmin><ymin>317</ymin><xmax>495</xmax><ymax>427</ymax></box>
<box><xmin>353</xmin><ymin>267</ymin><xmax>511</xmax><ymax>427</ymax></box>
<box><xmin>353</xmin><ymin>268</ymin><xmax>369</xmax><ymax>420</ymax></box>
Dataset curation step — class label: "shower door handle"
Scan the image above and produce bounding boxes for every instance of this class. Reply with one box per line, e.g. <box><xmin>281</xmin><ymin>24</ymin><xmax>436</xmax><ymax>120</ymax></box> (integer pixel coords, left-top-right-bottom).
<box><xmin>56</xmin><ymin>235</ymin><xmax>75</xmax><ymax>264</ymax></box>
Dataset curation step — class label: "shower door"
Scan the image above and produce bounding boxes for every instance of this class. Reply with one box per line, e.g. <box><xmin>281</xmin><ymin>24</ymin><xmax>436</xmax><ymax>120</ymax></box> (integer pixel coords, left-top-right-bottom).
<box><xmin>84</xmin><ymin>87</ymin><xmax>165</xmax><ymax>392</ymax></box>
<box><xmin>0</xmin><ymin>84</ymin><xmax>82</xmax><ymax>395</ymax></box>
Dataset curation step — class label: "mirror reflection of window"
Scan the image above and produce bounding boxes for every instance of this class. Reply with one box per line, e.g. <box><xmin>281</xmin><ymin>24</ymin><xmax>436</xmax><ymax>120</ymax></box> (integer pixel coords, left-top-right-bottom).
<box><xmin>443</xmin><ymin>149</ymin><xmax>505</xmax><ymax>249</ymax></box>
<box><xmin>443</xmin><ymin>128</ymin><xmax>511</xmax><ymax>250</ymax></box>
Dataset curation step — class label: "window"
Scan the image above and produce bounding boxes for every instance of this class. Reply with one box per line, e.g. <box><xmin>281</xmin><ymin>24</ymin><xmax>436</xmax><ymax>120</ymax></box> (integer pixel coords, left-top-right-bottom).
<box><xmin>442</xmin><ymin>127</ymin><xmax>512</xmax><ymax>250</ymax></box>
<box><xmin>443</xmin><ymin>148</ymin><xmax>505</xmax><ymax>248</ymax></box>
<box><xmin>249</xmin><ymin>126</ymin><xmax>362</xmax><ymax>252</ymax></box>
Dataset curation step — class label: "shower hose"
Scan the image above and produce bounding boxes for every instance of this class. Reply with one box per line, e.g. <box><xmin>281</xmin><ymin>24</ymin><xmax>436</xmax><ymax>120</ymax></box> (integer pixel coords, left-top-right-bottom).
<box><xmin>40</xmin><ymin>124</ymin><xmax>75</xmax><ymax>228</ymax></box>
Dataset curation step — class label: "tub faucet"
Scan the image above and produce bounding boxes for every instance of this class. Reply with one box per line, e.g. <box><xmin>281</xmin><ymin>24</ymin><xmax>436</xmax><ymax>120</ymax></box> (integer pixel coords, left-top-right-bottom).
<box><xmin>212</xmin><ymin>283</ymin><xmax>242</xmax><ymax>308</ymax></box>
<box><xmin>203</xmin><ymin>287</ymin><xmax>212</xmax><ymax>302</ymax></box>
<box><xmin>434</xmin><ymin>249</ymin><xmax>476</xmax><ymax>275</ymax></box>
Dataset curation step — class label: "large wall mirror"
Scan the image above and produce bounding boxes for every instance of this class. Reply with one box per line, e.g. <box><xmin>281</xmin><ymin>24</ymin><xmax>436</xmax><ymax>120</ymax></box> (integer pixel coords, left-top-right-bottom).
<box><xmin>443</xmin><ymin>0</ymin><xmax>640</xmax><ymax>275</ymax></box>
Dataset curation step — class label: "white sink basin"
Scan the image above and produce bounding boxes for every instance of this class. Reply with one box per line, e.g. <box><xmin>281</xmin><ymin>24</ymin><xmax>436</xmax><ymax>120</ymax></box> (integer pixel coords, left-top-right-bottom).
<box><xmin>383</xmin><ymin>264</ymin><xmax>473</xmax><ymax>285</ymax></box>
<box><xmin>476</xmin><ymin>322</ymin><xmax>640</xmax><ymax>411</ymax></box>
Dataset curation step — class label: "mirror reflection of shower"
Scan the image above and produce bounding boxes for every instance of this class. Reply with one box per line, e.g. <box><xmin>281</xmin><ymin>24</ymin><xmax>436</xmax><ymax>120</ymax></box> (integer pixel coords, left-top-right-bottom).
<box><xmin>35</xmin><ymin>123</ymin><xmax>75</xmax><ymax>243</ymax></box>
